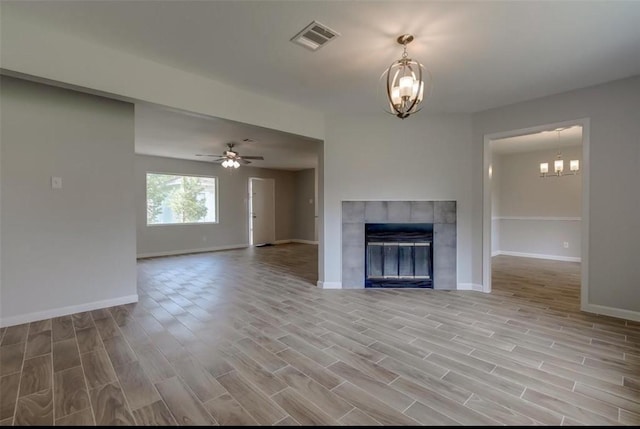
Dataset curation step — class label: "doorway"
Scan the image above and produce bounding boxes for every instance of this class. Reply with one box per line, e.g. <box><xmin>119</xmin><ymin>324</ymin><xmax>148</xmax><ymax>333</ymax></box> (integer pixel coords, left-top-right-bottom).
<box><xmin>249</xmin><ymin>177</ymin><xmax>276</xmax><ymax>246</ymax></box>
<box><xmin>483</xmin><ymin>118</ymin><xmax>590</xmax><ymax>311</ymax></box>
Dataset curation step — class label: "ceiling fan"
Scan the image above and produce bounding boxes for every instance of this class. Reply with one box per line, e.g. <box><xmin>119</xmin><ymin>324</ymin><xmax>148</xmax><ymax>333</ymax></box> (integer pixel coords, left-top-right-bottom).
<box><xmin>195</xmin><ymin>143</ymin><xmax>264</xmax><ymax>168</ymax></box>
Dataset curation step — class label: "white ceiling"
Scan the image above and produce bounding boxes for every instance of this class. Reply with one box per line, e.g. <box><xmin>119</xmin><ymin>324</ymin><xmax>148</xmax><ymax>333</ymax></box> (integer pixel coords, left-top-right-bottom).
<box><xmin>135</xmin><ymin>104</ymin><xmax>320</xmax><ymax>171</ymax></box>
<box><xmin>491</xmin><ymin>125</ymin><xmax>582</xmax><ymax>155</ymax></box>
<box><xmin>4</xmin><ymin>1</ymin><xmax>638</xmax><ymax>168</ymax></box>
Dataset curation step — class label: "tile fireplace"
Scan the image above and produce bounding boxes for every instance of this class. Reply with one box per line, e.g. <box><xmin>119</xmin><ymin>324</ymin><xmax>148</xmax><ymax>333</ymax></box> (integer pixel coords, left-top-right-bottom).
<box><xmin>342</xmin><ymin>201</ymin><xmax>456</xmax><ymax>289</ymax></box>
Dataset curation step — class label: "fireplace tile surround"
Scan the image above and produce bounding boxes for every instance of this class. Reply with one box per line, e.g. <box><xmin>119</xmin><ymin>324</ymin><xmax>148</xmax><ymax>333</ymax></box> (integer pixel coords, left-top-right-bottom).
<box><xmin>342</xmin><ymin>201</ymin><xmax>457</xmax><ymax>289</ymax></box>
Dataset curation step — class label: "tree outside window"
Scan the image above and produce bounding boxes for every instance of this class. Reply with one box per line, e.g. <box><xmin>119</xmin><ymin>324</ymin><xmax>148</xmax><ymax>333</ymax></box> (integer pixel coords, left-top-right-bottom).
<box><xmin>146</xmin><ymin>173</ymin><xmax>217</xmax><ymax>224</ymax></box>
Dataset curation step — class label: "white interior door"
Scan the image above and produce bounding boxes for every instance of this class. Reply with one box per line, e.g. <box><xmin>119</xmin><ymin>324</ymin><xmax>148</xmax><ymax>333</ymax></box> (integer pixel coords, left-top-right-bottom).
<box><xmin>249</xmin><ymin>178</ymin><xmax>275</xmax><ymax>245</ymax></box>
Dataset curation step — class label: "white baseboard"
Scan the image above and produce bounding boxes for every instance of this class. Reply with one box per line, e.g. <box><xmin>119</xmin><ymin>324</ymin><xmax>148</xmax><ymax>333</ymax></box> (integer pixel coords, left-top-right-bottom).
<box><xmin>0</xmin><ymin>294</ymin><xmax>139</xmax><ymax>328</ymax></box>
<box><xmin>138</xmin><ymin>241</ymin><xmax>317</xmax><ymax>259</ymax></box>
<box><xmin>582</xmin><ymin>303</ymin><xmax>640</xmax><ymax>323</ymax></box>
<box><xmin>317</xmin><ymin>281</ymin><xmax>342</xmax><ymax>289</ymax></box>
<box><xmin>458</xmin><ymin>283</ymin><xmax>484</xmax><ymax>292</ymax></box>
<box><xmin>137</xmin><ymin>244</ymin><xmax>248</xmax><ymax>259</ymax></box>
<box><xmin>492</xmin><ymin>216</ymin><xmax>581</xmax><ymax>221</ymax></box>
<box><xmin>291</xmin><ymin>239</ymin><xmax>319</xmax><ymax>245</ymax></box>
<box><xmin>274</xmin><ymin>239</ymin><xmax>318</xmax><ymax>245</ymax></box>
<box><xmin>493</xmin><ymin>250</ymin><xmax>581</xmax><ymax>263</ymax></box>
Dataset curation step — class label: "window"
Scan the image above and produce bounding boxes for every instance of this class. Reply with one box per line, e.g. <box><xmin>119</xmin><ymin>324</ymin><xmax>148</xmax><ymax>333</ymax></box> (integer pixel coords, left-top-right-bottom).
<box><xmin>146</xmin><ymin>173</ymin><xmax>217</xmax><ymax>225</ymax></box>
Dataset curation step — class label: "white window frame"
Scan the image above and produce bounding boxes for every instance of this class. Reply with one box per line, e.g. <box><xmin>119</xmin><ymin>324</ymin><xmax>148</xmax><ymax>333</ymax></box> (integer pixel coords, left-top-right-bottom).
<box><xmin>145</xmin><ymin>171</ymin><xmax>219</xmax><ymax>226</ymax></box>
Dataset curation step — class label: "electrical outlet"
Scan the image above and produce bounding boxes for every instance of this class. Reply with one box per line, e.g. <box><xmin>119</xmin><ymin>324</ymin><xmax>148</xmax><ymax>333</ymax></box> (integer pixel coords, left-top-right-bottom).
<box><xmin>563</xmin><ymin>242</ymin><xmax>569</xmax><ymax>248</ymax></box>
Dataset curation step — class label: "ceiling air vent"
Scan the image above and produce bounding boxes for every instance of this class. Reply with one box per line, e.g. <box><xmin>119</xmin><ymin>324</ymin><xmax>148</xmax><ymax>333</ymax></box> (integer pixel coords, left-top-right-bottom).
<box><xmin>291</xmin><ymin>21</ymin><xmax>340</xmax><ymax>51</ymax></box>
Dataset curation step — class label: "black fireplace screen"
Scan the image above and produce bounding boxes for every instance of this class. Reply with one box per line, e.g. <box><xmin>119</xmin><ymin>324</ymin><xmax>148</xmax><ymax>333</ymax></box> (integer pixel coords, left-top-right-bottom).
<box><xmin>365</xmin><ymin>223</ymin><xmax>433</xmax><ymax>288</ymax></box>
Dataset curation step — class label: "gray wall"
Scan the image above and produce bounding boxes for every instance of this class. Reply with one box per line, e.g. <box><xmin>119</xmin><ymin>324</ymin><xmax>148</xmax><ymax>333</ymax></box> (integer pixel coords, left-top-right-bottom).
<box><xmin>496</xmin><ymin>147</ymin><xmax>582</xmax><ymax>217</ymax></box>
<box><xmin>493</xmin><ymin>146</ymin><xmax>582</xmax><ymax>259</ymax></box>
<box><xmin>321</xmin><ymin>113</ymin><xmax>474</xmax><ymax>289</ymax></box>
<box><xmin>293</xmin><ymin>168</ymin><xmax>316</xmax><ymax>242</ymax></box>
<box><xmin>0</xmin><ymin>76</ymin><xmax>137</xmax><ymax>326</ymax></box>
<box><xmin>496</xmin><ymin>219</ymin><xmax>581</xmax><ymax>260</ymax></box>
<box><xmin>473</xmin><ymin>75</ymin><xmax>640</xmax><ymax>313</ymax></box>
<box><xmin>136</xmin><ymin>155</ymin><xmax>311</xmax><ymax>257</ymax></box>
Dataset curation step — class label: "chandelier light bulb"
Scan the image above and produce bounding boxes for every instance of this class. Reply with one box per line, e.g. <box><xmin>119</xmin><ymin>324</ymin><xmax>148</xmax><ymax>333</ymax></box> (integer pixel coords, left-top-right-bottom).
<box><xmin>233</xmin><ymin>160</ymin><xmax>240</xmax><ymax>168</ymax></box>
<box><xmin>540</xmin><ymin>163</ymin><xmax>549</xmax><ymax>174</ymax></box>
<box><xmin>399</xmin><ymin>75</ymin><xmax>414</xmax><ymax>98</ymax></box>
<box><xmin>380</xmin><ymin>34</ymin><xmax>431</xmax><ymax>119</ymax></box>
<box><xmin>539</xmin><ymin>128</ymin><xmax>580</xmax><ymax>178</ymax></box>
<box><xmin>391</xmin><ymin>87</ymin><xmax>401</xmax><ymax>107</ymax></box>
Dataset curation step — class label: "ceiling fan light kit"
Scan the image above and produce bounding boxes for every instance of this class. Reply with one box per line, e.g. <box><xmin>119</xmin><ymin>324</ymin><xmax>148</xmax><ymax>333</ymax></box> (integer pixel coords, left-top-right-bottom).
<box><xmin>381</xmin><ymin>34</ymin><xmax>431</xmax><ymax>119</ymax></box>
<box><xmin>195</xmin><ymin>142</ymin><xmax>264</xmax><ymax>169</ymax></box>
<box><xmin>222</xmin><ymin>158</ymin><xmax>240</xmax><ymax>169</ymax></box>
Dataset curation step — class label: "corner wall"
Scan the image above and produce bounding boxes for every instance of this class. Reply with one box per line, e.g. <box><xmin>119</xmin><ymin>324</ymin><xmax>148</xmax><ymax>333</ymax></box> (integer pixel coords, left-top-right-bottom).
<box><xmin>136</xmin><ymin>155</ymin><xmax>308</xmax><ymax>257</ymax></box>
<box><xmin>292</xmin><ymin>168</ymin><xmax>316</xmax><ymax>242</ymax></box>
<box><xmin>473</xmin><ymin>75</ymin><xmax>640</xmax><ymax>316</ymax></box>
<box><xmin>493</xmin><ymin>146</ymin><xmax>582</xmax><ymax>261</ymax></box>
<box><xmin>0</xmin><ymin>10</ymin><xmax>324</xmax><ymax>141</ymax></box>
<box><xmin>0</xmin><ymin>76</ymin><xmax>137</xmax><ymax>327</ymax></box>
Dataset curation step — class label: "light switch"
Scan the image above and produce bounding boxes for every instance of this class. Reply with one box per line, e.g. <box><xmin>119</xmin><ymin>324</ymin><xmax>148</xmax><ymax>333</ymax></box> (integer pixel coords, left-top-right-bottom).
<box><xmin>51</xmin><ymin>176</ymin><xmax>62</xmax><ymax>189</ymax></box>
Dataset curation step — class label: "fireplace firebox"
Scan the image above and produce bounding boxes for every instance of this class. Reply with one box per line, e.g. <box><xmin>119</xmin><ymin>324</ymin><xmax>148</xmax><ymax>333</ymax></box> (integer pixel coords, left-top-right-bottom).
<box><xmin>365</xmin><ymin>223</ymin><xmax>433</xmax><ymax>288</ymax></box>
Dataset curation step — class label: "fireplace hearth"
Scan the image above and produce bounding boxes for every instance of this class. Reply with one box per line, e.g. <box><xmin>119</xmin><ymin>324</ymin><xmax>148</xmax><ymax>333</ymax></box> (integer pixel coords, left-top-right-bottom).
<box><xmin>365</xmin><ymin>223</ymin><xmax>433</xmax><ymax>288</ymax></box>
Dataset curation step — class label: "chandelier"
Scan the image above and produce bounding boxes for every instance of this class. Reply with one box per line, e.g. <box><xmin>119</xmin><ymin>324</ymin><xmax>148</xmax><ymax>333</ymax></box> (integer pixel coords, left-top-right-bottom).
<box><xmin>381</xmin><ymin>34</ymin><xmax>431</xmax><ymax>119</ymax></box>
<box><xmin>539</xmin><ymin>128</ymin><xmax>579</xmax><ymax>178</ymax></box>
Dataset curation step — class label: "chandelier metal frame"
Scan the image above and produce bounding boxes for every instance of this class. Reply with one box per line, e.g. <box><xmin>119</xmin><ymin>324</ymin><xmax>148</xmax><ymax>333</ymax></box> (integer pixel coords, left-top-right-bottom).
<box><xmin>381</xmin><ymin>34</ymin><xmax>430</xmax><ymax>119</ymax></box>
<box><xmin>539</xmin><ymin>128</ymin><xmax>580</xmax><ymax>178</ymax></box>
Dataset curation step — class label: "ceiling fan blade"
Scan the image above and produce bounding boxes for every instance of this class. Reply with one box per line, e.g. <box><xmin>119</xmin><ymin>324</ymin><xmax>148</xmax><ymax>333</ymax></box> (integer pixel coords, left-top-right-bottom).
<box><xmin>240</xmin><ymin>159</ymin><xmax>252</xmax><ymax>164</ymax></box>
<box><xmin>240</xmin><ymin>156</ymin><xmax>264</xmax><ymax>160</ymax></box>
<box><xmin>195</xmin><ymin>154</ymin><xmax>224</xmax><ymax>158</ymax></box>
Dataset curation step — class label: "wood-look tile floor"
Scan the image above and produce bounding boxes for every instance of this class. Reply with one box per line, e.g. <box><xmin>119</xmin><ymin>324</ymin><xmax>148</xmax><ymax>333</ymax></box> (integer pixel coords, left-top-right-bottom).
<box><xmin>1</xmin><ymin>244</ymin><xmax>639</xmax><ymax>425</ymax></box>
